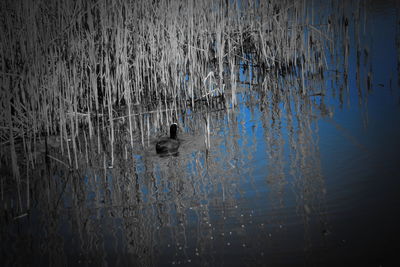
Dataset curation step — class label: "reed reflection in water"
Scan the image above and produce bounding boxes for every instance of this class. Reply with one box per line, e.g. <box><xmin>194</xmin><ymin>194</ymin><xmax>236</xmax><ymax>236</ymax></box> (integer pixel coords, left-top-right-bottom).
<box><xmin>1</xmin><ymin>78</ymin><xmax>340</xmax><ymax>266</ymax></box>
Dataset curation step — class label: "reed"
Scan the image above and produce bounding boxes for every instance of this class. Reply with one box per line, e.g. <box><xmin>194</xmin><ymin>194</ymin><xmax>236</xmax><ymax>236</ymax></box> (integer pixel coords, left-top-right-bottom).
<box><xmin>0</xmin><ymin>1</ymin><xmax>334</xmax><ymax>130</ymax></box>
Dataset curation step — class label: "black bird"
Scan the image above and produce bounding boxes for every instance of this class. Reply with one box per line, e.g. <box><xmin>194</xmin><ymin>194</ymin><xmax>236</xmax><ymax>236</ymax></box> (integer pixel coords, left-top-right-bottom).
<box><xmin>156</xmin><ymin>123</ymin><xmax>180</xmax><ymax>155</ymax></box>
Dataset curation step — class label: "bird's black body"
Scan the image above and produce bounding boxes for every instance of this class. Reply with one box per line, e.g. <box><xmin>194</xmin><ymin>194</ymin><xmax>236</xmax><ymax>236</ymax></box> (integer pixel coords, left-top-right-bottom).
<box><xmin>156</xmin><ymin>124</ymin><xmax>180</xmax><ymax>155</ymax></box>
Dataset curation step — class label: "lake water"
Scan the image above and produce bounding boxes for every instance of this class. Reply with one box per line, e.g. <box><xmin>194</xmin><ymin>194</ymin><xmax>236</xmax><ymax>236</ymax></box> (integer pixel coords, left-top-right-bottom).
<box><xmin>1</xmin><ymin>1</ymin><xmax>400</xmax><ymax>266</ymax></box>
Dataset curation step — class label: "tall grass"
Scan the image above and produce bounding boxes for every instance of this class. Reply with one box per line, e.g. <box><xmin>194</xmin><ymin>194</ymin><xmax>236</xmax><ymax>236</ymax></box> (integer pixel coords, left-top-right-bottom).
<box><xmin>0</xmin><ymin>1</ymin><xmax>332</xmax><ymax>127</ymax></box>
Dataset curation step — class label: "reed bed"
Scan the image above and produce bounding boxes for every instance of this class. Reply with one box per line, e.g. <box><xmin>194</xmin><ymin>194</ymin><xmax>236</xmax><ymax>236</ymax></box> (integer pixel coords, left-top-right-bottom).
<box><xmin>0</xmin><ymin>0</ymin><xmax>363</xmax><ymax>213</ymax></box>
<box><xmin>1</xmin><ymin>1</ymin><xmax>397</xmax><ymax>264</ymax></box>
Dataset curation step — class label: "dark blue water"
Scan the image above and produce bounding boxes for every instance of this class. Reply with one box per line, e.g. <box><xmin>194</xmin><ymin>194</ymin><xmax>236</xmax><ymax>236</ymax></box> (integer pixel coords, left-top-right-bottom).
<box><xmin>1</xmin><ymin>1</ymin><xmax>400</xmax><ymax>266</ymax></box>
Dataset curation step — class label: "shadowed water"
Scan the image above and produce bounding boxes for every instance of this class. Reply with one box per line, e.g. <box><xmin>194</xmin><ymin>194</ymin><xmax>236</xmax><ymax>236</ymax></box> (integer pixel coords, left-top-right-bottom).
<box><xmin>1</xmin><ymin>1</ymin><xmax>400</xmax><ymax>266</ymax></box>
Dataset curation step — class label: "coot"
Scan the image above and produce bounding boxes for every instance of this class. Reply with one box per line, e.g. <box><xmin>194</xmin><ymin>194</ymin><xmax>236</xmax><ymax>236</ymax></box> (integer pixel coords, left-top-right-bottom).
<box><xmin>155</xmin><ymin>123</ymin><xmax>180</xmax><ymax>155</ymax></box>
